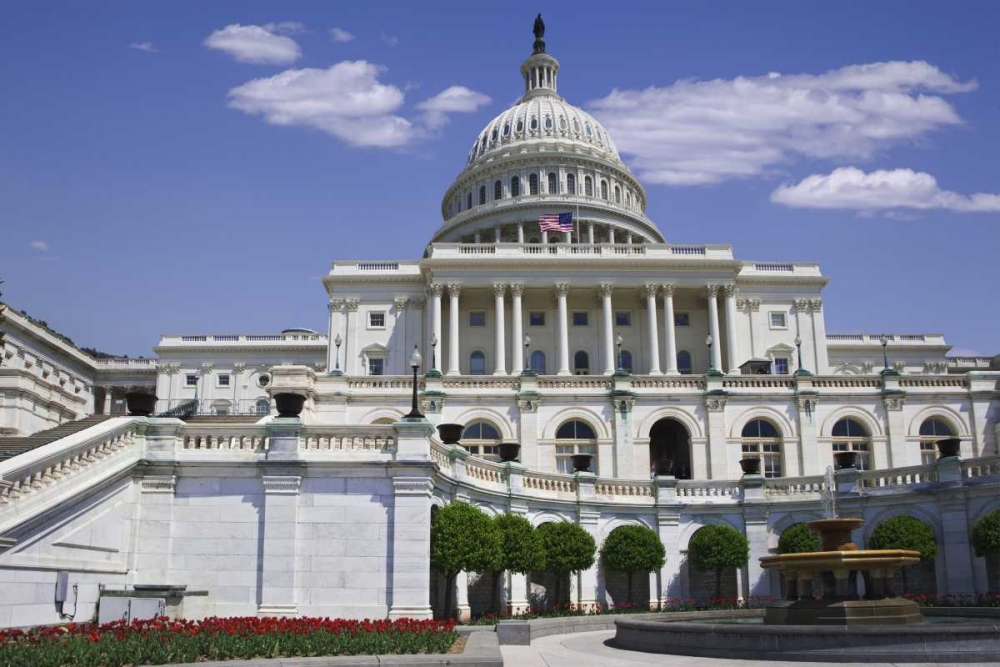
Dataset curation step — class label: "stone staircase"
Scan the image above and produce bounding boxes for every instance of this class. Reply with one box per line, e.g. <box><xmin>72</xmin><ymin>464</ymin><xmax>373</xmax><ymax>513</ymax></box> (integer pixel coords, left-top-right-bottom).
<box><xmin>0</xmin><ymin>415</ymin><xmax>114</xmax><ymax>462</ymax></box>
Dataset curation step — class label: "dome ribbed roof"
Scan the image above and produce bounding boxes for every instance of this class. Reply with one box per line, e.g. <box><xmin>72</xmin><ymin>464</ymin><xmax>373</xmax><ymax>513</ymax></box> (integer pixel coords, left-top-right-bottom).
<box><xmin>465</xmin><ymin>96</ymin><xmax>621</xmax><ymax>167</ymax></box>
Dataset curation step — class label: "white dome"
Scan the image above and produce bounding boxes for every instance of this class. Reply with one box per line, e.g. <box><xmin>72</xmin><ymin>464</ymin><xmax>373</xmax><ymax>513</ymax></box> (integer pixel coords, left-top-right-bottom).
<box><xmin>466</xmin><ymin>96</ymin><xmax>621</xmax><ymax>168</ymax></box>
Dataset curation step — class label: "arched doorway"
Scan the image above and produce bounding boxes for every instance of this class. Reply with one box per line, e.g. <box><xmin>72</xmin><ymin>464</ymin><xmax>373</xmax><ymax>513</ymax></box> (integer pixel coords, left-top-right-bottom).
<box><xmin>649</xmin><ymin>418</ymin><xmax>692</xmax><ymax>479</ymax></box>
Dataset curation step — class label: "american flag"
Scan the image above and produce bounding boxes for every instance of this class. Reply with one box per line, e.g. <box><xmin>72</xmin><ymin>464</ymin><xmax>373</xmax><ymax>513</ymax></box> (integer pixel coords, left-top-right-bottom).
<box><xmin>539</xmin><ymin>212</ymin><xmax>573</xmax><ymax>233</ymax></box>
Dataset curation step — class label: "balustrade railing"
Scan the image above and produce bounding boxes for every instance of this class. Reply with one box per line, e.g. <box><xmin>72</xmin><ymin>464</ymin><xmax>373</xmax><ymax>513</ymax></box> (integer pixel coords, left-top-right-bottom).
<box><xmin>898</xmin><ymin>377</ymin><xmax>967</xmax><ymax>389</ymax></box>
<box><xmin>537</xmin><ymin>377</ymin><xmax>613</xmax><ymax>390</ymax></box>
<box><xmin>723</xmin><ymin>377</ymin><xmax>795</xmax><ymax>390</ymax></box>
<box><xmin>859</xmin><ymin>464</ymin><xmax>938</xmax><ymax>489</ymax></box>
<box><xmin>764</xmin><ymin>475</ymin><xmax>826</xmax><ymax>497</ymax></box>
<box><xmin>430</xmin><ymin>440</ymin><xmax>453</xmax><ymax>474</ymax></box>
<box><xmin>676</xmin><ymin>480</ymin><xmax>741</xmax><ymax>498</ymax></box>
<box><xmin>522</xmin><ymin>470</ymin><xmax>576</xmax><ymax>497</ymax></box>
<box><xmin>962</xmin><ymin>455</ymin><xmax>1000</xmax><ymax>480</ymax></box>
<box><xmin>441</xmin><ymin>377</ymin><xmax>520</xmax><ymax>391</ymax></box>
<box><xmin>464</xmin><ymin>457</ymin><xmax>506</xmax><ymax>488</ymax></box>
<box><xmin>181</xmin><ymin>426</ymin><xmax>268</xmax><ymax>452</ymax></box>
<box><xmin>630</xmin><ymin>376</ymin><xmax>704</xmax><ymax>390</ymax></box>
<box><xmin>300</xmin><ymin>426</ymin><xmax>396</xmax><ymax>452</ymax></box>
<box><xmin>346</xmin><ymin>377</ymin><xmax>422</xmax><ymax>391</ymax></box>
<box><xmin>595</xmin><ymin>478</ymin><xmax>655</xmax><ymax>500</ymax></box>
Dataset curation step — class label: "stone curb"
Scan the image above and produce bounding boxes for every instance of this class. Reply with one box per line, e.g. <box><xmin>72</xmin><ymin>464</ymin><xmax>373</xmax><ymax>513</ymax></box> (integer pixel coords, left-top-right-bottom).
<box><xmin>157</xmin><ymin>630</ymin><xmax>501</xmax><ymax>667</ymax></box>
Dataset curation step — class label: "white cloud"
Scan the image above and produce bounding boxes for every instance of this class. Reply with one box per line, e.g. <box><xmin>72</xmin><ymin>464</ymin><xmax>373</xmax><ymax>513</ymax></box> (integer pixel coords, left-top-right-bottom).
<box><xmin>204</xmin><ymin>24</ymin><xmax>302</xmax><ymax>65</ymax></box>
<box><xmin>770</xmin><ymin>167</ymin><xmax>1000</xmax><ymax>213</ymax></box>
<box><xmin>30</xmin><ymin>240</ymin><xmax>49</xmax><ymax>251</ymax></box>
<box><xmin>329</xmin><ymin>27</ymin><xmax>354</xmax><ymax>43</ymax></box>
<box><xmin>227</xmin><ymin>63</ymin><xmax>490</xmax><ymax>148</ymax></box>
<box><xmin>380</xmin><ymin>31</ymin><xmax>399</xmax><ymax>47</ymax></box>
<box><xmin>129</xmin><ymin>41</ymin><xmax>157</xmax><ymax>53</ymax></box>
<box><xmin>588</xmin><ymin>61</ymin><xmax>976</xmax><ymax>186</ymax></box>
<box><xmin>263</xmin><ymin>21</ymin><xmax>306</xmax><ymax>35</ymax></box>
<box><xmin>417</xmin><ymin>86</ymin><xmax>491</xmax><ymax>129</ymax></box>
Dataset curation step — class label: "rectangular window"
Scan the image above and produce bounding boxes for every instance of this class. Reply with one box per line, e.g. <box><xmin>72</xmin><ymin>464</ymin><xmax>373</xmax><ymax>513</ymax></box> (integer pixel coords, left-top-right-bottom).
<box><xmin>469</xmin><ymin>311</ymin><xmax>487</xmax><ymax>327</ymax></box>
<box><xmin>769</xmin><ymin>311</ymin><xmax>787</xmax><ymax>329</ymax></box>
<box><xmin>529</xmin><ymin>311</ymin><xmax>546</xmax><ymax>326</ymax></box>
<box><xmin>615</xmin><ymin>311</ymin><xmax>632</xmax><ymax>326</ymax></box>
<box><xmin>185</xmin><ymin>374</ymin><xmax>197</xmax><ymax>387</ymax></box>
<box><xmin>368</xmin><ymin>312</ymin><xmax>386</xmax><ymax>329</ymax></box>
<box><xmin>572</xmin><ymin>311</ymin><xmax>589</xmax><ymax>326</ymax></box>
<box><xmin>674</xmin><ymin>312</ymin><xmax>691</xmax><ymax>327</ymax></box>
<box><xmin>217</xmin><ymin>374</ymin><xmax>230</xmax><ymax>387</ymax></box>
<box><xmin>773</xmin><ymin>358</ymin><xmax>789</xmax><ymax>375</ymax></box>
<box><xmin>368</xmin><ymin>358</ymin><xmax>384</xmax><ymax>376</ymax></box>
<box><xmin>555</xmin><ymin>444</ymin><xmax>597</xmax><ymax>474</ymax></box>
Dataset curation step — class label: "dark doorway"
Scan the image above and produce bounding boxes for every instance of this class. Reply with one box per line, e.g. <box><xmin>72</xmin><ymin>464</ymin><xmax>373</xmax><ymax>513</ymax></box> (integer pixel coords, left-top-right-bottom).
<box><xmin>649</xmin><ymin>418</ymin><xmax>691</xmax><ymax>479</ymax></box>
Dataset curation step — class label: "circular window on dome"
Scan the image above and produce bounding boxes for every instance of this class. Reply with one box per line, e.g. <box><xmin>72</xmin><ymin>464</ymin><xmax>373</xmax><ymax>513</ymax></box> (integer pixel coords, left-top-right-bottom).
<box><xmin>503</xmin><ymin>123</ymin><xmax>510</xmax><ymax>136</ymax></box>
<box><xmin>516</xmin><ymin>119</ymin><xmax>524</xmax><ymax>133</ymax></box>
<box><xmin>585</xmin><ymin>123</ymin><xmax>593</xmax><ymax>136</ymax></box>
<box><xmin>256</xmin><ymin>374</ymin><xmax>271</xmax><ymax>388</ymax></box>
<box><xmin>545</xmin><ymin>116</ymin><xmax>553</xmax><ymax>130</ymax></box>
<box><xmin>530</xmin><ymin>117</ymin><xmax>538</xmax><ymax>131</ymax></box>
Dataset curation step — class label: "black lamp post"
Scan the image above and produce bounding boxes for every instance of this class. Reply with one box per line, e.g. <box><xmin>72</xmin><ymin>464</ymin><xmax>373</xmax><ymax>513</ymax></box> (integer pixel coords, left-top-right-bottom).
<box><xmin>522</xmin><ymin>334</ymin><xmax>535</xmax><ymax>376</ymax></box>
<box><xmin>430</xmin><ymin>334</ymin><xmax>438</xmax><ymax>372</ymax></box>
<box><xmin>404</xmin><ymin>345</ymin><xmax>424</xmax><ymax>419</ymax></box>
<box><xmin>332</xmin><ymin>334</ymin><xmax>342</xmax><ymax>375</ymax></box>
<box><xmin>879</xmin><ymin>334</ymin><xmax>899</xmax><ymax>376</ymax></box>
<box><xmin>706</xmin><ymin>334</ymin><xmax>715</xmax><ymax>371</ymax></box>
<box><xmin>794</xmin><ymin>335</ymin><xmax>812</xmax><ymax>377</ymax></box>
<box><xmin>616</xmin><ymin>333</ymin><xmax>624</xmax><ymax>372</ymax></box>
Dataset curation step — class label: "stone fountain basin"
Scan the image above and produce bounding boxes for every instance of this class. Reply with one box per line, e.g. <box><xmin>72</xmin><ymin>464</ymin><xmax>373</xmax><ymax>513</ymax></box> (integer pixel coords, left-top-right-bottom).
<box><xmin>613</xmin><ymin>610</ymin><xmax>1000</xmax><ymax>663</ymax></box>
<box><xmin>759</xmin><ymin>548</ymin><xmax>921</xmax><ymax>573</ymax></box>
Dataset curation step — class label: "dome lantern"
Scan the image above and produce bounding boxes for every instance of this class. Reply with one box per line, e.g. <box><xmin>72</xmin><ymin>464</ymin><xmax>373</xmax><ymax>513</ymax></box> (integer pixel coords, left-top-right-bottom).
<box><xmin>521</xmin><ymin>15</ymin><xmax>559</xmax><ymax>100</ymax></box>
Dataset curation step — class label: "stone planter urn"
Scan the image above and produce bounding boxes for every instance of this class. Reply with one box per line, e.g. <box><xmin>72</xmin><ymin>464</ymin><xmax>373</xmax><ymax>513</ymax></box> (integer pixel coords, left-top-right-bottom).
<box><xmin>935</xmin><ymin>437</ymin><xmax>961</xmax><ymax>459</ymax></box>
<box><xmin>571</xmin><ymin>453</ymin><xmax>594</xmax><ymax>472</ymax></box>
<box><xmin>498</xmin><ymin>442</ymin><xmax>521</xmax><ymax>462</ymax></box>
<box><xmin>652</xmin><ymin>458</ymin><xmax>674</xmax><ymax>476</ymax></box>
<box><xmin>274</xmin><ymin>393</ymin><xmax>306</xmax><ymax>418</ymax></box>
<box><xmin>834</xmin><ymin>450</ymin><xmax>858</xmax><ymax>470</ymax></box>
<box><xmin>739</xmin><ymin>457</ymin><xmax>762</xmax><ymax>475</ymax></box>
<box><xmin>125</xmin><ymin>392</ymin><xmax>157</xmax><ymax>416</ymax></box>
<box><xmin>436</xmin><ymin>423</ymin><xmax>464</xmax><ymax>445</ymax></box>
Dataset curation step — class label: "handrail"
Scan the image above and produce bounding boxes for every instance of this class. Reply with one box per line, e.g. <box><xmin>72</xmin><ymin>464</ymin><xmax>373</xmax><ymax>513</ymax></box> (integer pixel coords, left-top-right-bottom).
<box><xmin>859</xmin><ymin>464</ymin><xmax>937</xmax><ymax>489</ymax></box>
<box><xmin>300</xmin><ymin>425</ymin><xmax>396</xmax><ymax>452</ymax></box>
<box><xmin>962</xmin><ymin>455</ymin><xmax>1000</xmax><ymax>480</ymax></box>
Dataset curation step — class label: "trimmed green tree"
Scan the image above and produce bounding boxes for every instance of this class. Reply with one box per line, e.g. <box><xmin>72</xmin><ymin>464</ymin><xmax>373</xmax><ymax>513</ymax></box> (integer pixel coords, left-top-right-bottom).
<box><xmin>869</xmin><ymin>516</ymin><xmax>937</xmax><ymax>593</ymax></box>
<box><xmin>430</xmin><ymin>502</ymin><xmax>502</xmax><ymax>620</ymax></box>
<box><xmin>688</xmin><ymin>524</ymin><xmax>750</xmax><ymax>599</ymax></box>
<box><xmin>777</xmin><ymin>522</ymin><xmax>821</xmax><ymax>554</ymax></box>
<box><xmin>971</xmin><ymin>509</ymin><xmax>1000</xmax><ymax>591</ymax></box>
<box><xmin>537</xmin><ymin>522</ymin><xmax>596</xmax><ymax>609</ymax></box>
<box><xmin>600</xmin><ymin>524</ymin><xmax>666</xmax><ymax>605</ymax></box>
<box><xmin>487</xmin><ymin>513</ymin><xmax>546</xmax><ymax>614</ymax></box>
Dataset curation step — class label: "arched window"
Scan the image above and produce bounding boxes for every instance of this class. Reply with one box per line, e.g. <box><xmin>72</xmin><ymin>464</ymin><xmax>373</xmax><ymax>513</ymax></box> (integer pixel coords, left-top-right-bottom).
<box><xmin>548</xmin><ymin>172</ymin><xmax>557</xmax><ymax>194</ymax></box>
<box><xmin>584</xmin><ymin>176</ymin><xmax>593</xmax><ymax>197</ymax></box>
<box><xmin>600</xmin><ymin>180</ymin><xmax>609</xmax><ymax>200</ymax></box>
<box><xmin>511</xmin><ymin>176</ymin><xmax>521</xmax><ymax>197</ymax></box>
<box><xmin>677</xmin><ymin>350</ymin><xmax>693</xmax><ymax>374</ymax></box>
<box><xmin>567</xmin><ymin>173</ymin><xmax>576</xmax><ymax>195</ymax></box>
<box><xmin>832</xmin><ymin>417</ymin><xmax>871</xmax><ymax>469</ymax></box>
<box><xmin>503</xmin><ymin>123</ymin><xmax>510</xmax><ymax>137</ymax></box>
<box><xmin>479</xmin><ymin>185</ymin><xmax>486</xmax><ymax>205</ymax></box>
<box><xmin>530</xmin><ymin>350</ymin><xmax>547</xmax><ymax>375</ymax></box>
<box><xmin>461</xmin><ymin>420</ymin><xmax>501</xmax><ymax>461</ymax></box>
<box><xmin>494</xmin><ymin>180</ymin><xmax>502</xmax><ymax>200</ymax></box>
<box><xmin>529</xmin><ymin>173</ymin><xmax>539</xmax><ymax>195</ymax></box>
<box><xmin>626</xmin><ymin>192</ymin><xmax>632</xmax><ymax>208</ymax></box>
<box><xmin>466</xmin><ymin>192</ymin><xmax>472</xmax><ymax>210</ymax></box>
<box><xmin>919</xmin><ymin>417</ymin><xmax>955</xmax><ymax>464</ymax></box>
<box><xmin>255</xmin><ymin>398</ymin><xmax>270</xmax><ymax>415</ymax></box>
<box><xmin>555</xmin><ymin>420</ymin><xmax>597</xmax><ymax>473</ymax></box>
<box><xmin>469</xmin><ymin>351</ymin><xmax>486</xmax><ymax>375</ymax></box>
<box><xmin>573</xmin><ymin>351</ymin><xmax>590</xmax><ymax>375</ymax></box>
<box><xmin>614</xmin><ymin>185</ymin><xmax>621</xmax><ymax>203</ymax></box>
<box><xmin>530</xmin><ymin>117</ymin><xmax>538</xmax><ymax>131</ymax></box>
<box><xmin>372</xmin><ymin>416</ymin><xmax>396</xmax><ymax>425</ymax></box>
<box><xmin>741</xmin><ymin>419</ymin><xmax>783</xmax><ymax>477</ymax></box>
<box><xmin>544</xmin><ymin>116</ymin><xmax>553</xmax><ymax>130</ymax></box>
<box><xmin>619</xmin><ymin>350</ymin><xmax>633</xmax><ymax>373</ymax></box>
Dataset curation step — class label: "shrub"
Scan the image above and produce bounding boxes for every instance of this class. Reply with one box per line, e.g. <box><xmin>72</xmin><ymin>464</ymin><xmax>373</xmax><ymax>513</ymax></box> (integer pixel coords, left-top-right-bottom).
<box><xmin>869</xmin><ymin>516</ymin><xmax>937</xmax><ymax>593</ymax></box>
<box><xmin>486</xmin><ymin>513</ymin><xmax>546</xmax><ymax>613</ymax></box>
<box><xmin>600</xmin><ymin>524</ymin><xmax>666</xmax><ymax>604</ymax></box>
<box><xmin>971</xmin><ymin>509</ymin><xmax>1000</xmax><ymax>558</ymax></box>
<box><xmin>777</xmin><ymin>522</ymin><xmax>820</xmax><ymax>554</ymax></box>
<box><xmin>687</xmin><ymin>524</ymin><xmax>749</xmax><ymax>599</ymax></box>
<box><xmin>537</xmin><ymin>522</ymin><xmax>596</xmax><ymax>608</ymax></box>
<box><xmin>430</xmin><ymin>502</ymin><xmax>502</xmax><ymax>619</ymax></box>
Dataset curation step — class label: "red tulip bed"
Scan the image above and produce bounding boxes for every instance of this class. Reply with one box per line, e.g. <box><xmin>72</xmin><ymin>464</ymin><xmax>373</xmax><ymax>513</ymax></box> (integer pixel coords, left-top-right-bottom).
<box><xmin>0</xmin><ymin>616</ymin><xmax>458</xmax><ymax>667</ymax></box>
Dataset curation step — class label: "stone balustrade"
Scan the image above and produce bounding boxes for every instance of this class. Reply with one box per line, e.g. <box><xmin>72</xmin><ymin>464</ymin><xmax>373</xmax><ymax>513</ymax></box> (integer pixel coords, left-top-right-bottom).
<box><xmin>859</xmin><ymin>464</ymin><xmax>938</xmax><ymax>490</ymax></box>
<box><xmin>962</xmin><ymin>455</ymin><xmax>1000</xmax><ymax>479</ymax></box>
<box><xmin>181</xmin><ymin>426</ymin><xmax>268</xmax><ymax>452</ymax></box>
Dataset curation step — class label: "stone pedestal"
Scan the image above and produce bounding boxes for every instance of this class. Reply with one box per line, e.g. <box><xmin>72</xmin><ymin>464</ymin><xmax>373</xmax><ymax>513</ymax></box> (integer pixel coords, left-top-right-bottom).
<box><xmin>257</xmin><ymin>475</ymin><xmax>301</xmax><ymax>616</ymax></box>
<box><xmin>387</xmin><ymin>474</ymin><xmax>434</xmax><ymax>620</ymax></box>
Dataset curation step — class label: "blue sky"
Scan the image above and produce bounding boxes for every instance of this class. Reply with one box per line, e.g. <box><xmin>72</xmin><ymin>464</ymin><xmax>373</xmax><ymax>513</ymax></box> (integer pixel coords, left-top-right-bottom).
<box><xmin>1</xmin><ymin>1</ymin><xmax>998</xmax><ymax>357</ymax></box>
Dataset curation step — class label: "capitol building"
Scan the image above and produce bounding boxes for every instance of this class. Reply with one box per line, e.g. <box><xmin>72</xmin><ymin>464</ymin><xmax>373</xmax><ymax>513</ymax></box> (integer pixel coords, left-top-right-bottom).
<box><xmin>0</xmin><ymin>24</ymin><xmax>997</xmax><ymax>628</ymax></box>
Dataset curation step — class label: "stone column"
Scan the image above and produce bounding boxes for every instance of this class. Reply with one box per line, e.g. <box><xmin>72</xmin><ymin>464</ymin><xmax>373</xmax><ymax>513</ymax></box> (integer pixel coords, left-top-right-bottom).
<box><xmin>387</xmin><ymin>475</ymin><xmax>435</xmax><ymax>619</ymax></box>
<box><xmin>644</xmin><ymin>284</ymin><xmax>662</xmax><ymax>375</ymax></box>
<box><xmin>493</xmin><ymin>284</ymin><xmax>507</xmax><ymax>375</ymax></box>
<box><xmin>724</xmin><ymin>284</ymin><xmax>740</xmax><ymax>373</ymax></box>
<box><xmin>510</xmin><ymin>284</ymin><xmax>524</xmax><ymax>373</ymax></box>
<box><xmin>809</xmin><ymin>300</ymin><xmax>827</xmax><ymax>373</ymax></box>
<box><xmin>326</xmin><ymin>299</ymin><xmax>344</xmax><ymax>373</ymax></box>
<box><xmin>608</xmin><ymin>227</ymin><xmax>616</xmax><ymax>244</ymax></box>
<box><xmin>935</xmin><ymin>467</ymin><xmax>977</xmax><ymax>595</ymax></box>
<box><xmin>794</xmin><ymin>391</ymin><xmax>818</xmax><ymax>477</ymax></box>
<box><xmin>662</xmin><ymin>284</ymin><xmax>678</xmax><ymax>374</ymax></box>
<box><xmin>517</xmin><ymin>223</ymin><xmax>524</xmax><ymax>244</ymax></box>
<box><xmin>600</xmin><ymin>283</ymin><xmax>615</xmax><ymax>374</ymax></box>
<box><xmin>578</xmin><ymin>509</ymin><xmax>601</xmax><ymax>606</ymax></box>
<box><xmin>344</xmin><ymin>300</ymin><xmax>359</xmax><ymax>376</ymax></box>
<box><xmin>882</xmin><ymin>394</ymin><xmax>911</xmax><ymax>467</ymax></box>
<box><xmin>393</xmin><ymin>298</ymin><xmax>408</xmax><ymax>375</ymax></box>
<box><xmin>706</xmin><ymin>285</ymin><xmax>723</xmax><ymax>371</ymax></box>
<box><xmin>555</xmin><ymin>282</ymin><xmax>571</xmax><ymax>375</ymax></box>
<box><xmin>447</xmin><ymin>284</ymin><xmax>461</xmax><ymax>375</ymax></box>
<box><xmin>455</xmin><ymin>571</ymin><xmax>471</xmax><ymax>622</ymax></box>
<box><xmin>258</xmin><ymin>475</ymin><xmax>301</xmax><ymax>616</ymax></box>
<box><xmin>430</xmin><ymin>284</ymin><xmax>443</xmax><ymax>372</ymax></box>
<box><xmin>587</xmin><ymin>222</ymin><xmax>595</xmax><ymax>244</ymax></box>
<box><xmin>704</xmin><ymin>394</ymin><xmax>728</xmax><ymax>479</ymax></box>
<box><xmin>542</xmin><ymin>230</ymin><xmax>548</xmax><ymax>244</ymax></box>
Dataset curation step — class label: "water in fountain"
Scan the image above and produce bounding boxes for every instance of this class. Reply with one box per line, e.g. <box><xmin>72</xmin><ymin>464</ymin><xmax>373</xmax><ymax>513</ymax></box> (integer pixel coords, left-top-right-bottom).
<box><xmin>820</xmin><ymin>465</ymin><xmax>837</xmax><ymax>519</ymax></box>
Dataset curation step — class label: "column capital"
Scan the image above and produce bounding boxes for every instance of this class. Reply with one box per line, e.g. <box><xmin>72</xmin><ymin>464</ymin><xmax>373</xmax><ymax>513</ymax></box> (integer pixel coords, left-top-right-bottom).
<box><xmin>200</xmin><ymin>362</ymin><xmax>214</xmax><ymax>373</ymax></box>
<box><xmin>393</xmin><ymin>297</ymin><xmax>409</xmax><ymax>310</ymax></box>
<box><xmin>428</xmin><ymin>283</ymin><xmax>444</xmax><ymax>296</ymax></box>
<box><xmin>794</xmin><ymin>298</ymin><xmax>810</xmax><ymax>310</ymax></box>
<box><xmin>554</xmin><ymin>282</ymin><xmax>570</xmax><ymax>296</ymax></box>
<box><xmin>328</xmin><ymin>298</ymin><xmax>345</xmax><ymax>311</ymax></box>
<box><xmin>233</xmin><ymin>362</ymin><xmax>246</xmax><ymax>373</ymax></box>
<box><xmin>409</xmin><ymin>297</ymin><xmax>426</xmax><ymax>309</ymax></box>
<box><xmin>509</xmin><ymin>283</ymin><xmax>524</xmax><ymax>297</ymax></box>
<box><xmin>810</xmin><ymin>299</ymin><xmax>823</xmax><ymax>312</ymax></box>
<box><xmin>723</xmin><ymin>283</ymin><xmax>738</xmax><ymax>297</ymax></box>
<box><xmin>644</xmin><ymin>283</ymin><xmax>659</xmax><ymax>297</ymax></box>
<box><xmin>344</xmin><ymin>299</ymin><xmax>360</xmax><ymax>312</ymax></box>
<box><xmin>493</xmin><ymin>283</ymin><xmax>507</xmax><ymax>297</ymax></box>
<box><xmin>660</xmin><ymin>283</ymin><xmax>675</xmax><ymax>297</ymax></box>
<box><xmin>598</xmin><ymin>282</ymin><xmax>614</xmax><ymax>297</ymax></box>
<box><xmin>447</xmin><ymin>283</ymin><xmax>462</xmax><ymax>297</ymax></box>
<box><xmin>706</xmin><ymin>284</ymin><xmax>720</xmax><ymax>297</ymax></box>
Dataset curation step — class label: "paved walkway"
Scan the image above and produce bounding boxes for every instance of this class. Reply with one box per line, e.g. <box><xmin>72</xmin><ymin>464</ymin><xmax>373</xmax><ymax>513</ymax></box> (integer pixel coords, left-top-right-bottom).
<box><xmin>500</xmin><ymin>629</ymin><xmax>1000</xmax><ymax>667</ymax></box>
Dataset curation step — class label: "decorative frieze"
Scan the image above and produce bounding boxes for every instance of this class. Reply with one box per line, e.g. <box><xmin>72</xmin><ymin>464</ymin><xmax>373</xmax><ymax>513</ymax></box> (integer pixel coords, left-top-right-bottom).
<box><xmin>141</xmin><ymin>475</ymin><xmax>176</xmax><ymax>494</ymax></box>
<box><xmin>392</xmin><ymin>477</ymin><xmax>434</xmax><ymax>496</ymax></box>
<box><xmin>262</xmin><ymin>476</ymin><xmax>301</xmax><ymax>495</ymax></box>
<box><xmin>705</xmin><ymin>396</ymin><xmax>727</xmax><ymax>412</ymax></box>
<box><xmin>883</xmin><ymin>395</ymin><xmax>906</xmax><ymax>411</ymax></box>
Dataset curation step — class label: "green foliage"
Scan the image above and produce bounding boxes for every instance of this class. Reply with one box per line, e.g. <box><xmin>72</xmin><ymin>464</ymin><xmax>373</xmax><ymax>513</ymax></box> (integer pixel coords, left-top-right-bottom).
<box><xmin>493</xmin><ymin>513</ymin><xmax>545</xmax><ymax>575</ymax></box>
<box><xmin>869</xmin><ymin>516</ymin><xmax>938</xmax><ymax>560</ymax></box>
<box><xmin>688</xmin><ymin>524</ymin><xmax>749</xmax><ymax>573</ymax></box>
<box><xmin>537</xmin><ymin>522</ymin><xmax>596</xmax><ymax>575</ymax></box>
<box><xmin>971</xmin><ymin>509</ymin><xmax>1000</xmax><ymax>558</ymax></box>
<box><xmin>601</xmin><ymin>524</ymin><xmax>665</xmax><ymax>575</ymax></box>
<box><xmin>430</xmin><ymin>502</ymin><xmax>502</xmax><ymax>577</ymax></box>
<box><xmin>777</xmin><ymin>522</ymin><xmax>821</xmax><ymax>554</ymax></box>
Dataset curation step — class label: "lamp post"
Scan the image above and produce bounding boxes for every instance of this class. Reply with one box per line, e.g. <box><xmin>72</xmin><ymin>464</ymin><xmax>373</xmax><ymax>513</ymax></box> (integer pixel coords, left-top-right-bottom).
<box><xmin>879</xmin><ymin>334</ymin><xmax>898</xmax><ymax>375</ymax></box>
<box><xmin>706</xmin><ymin>334</ymin><xmax>715</xmax><ymax>372</ymax></box>
<box><xmin>427</xmin><ymin>333</ymin><xmax>439</xmax><ymax>377</ymax></box>
<box><xmin>794</xmin><ymin>335</ymin><xmax>812</xmax><ymax>376</ymax></box>
<box><xmin>332</xmin><ymin>334</ymin><xmax>342</xmax><ymax>375</ymax></box>
<box><xmin>522</xmin><ymin>334</ymin><xmax>535</xmax><ymax>376</ymax></box>
<box><xmin>615</xmin><ymin>333</ymin><xmax>624</xmax><ymax>373</ymax></box>
<box><xmin>404</xmin><ymin>345</ymin><xmax>424</xmax><ymax>419</ymax></box>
